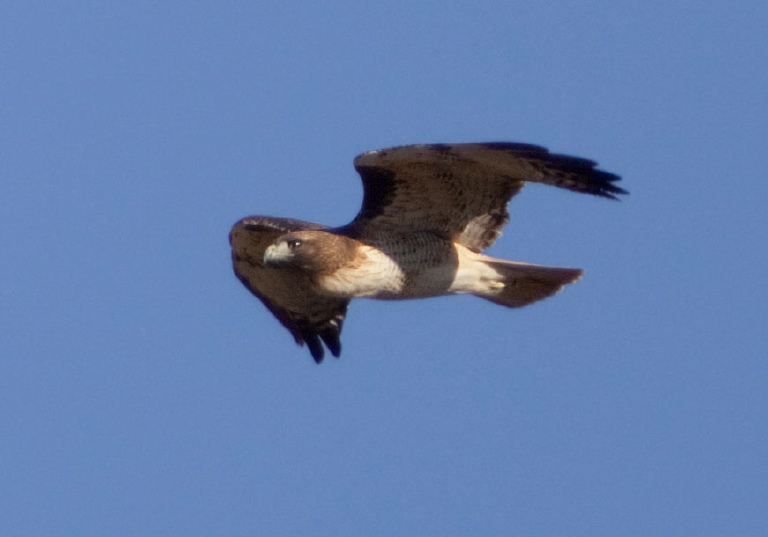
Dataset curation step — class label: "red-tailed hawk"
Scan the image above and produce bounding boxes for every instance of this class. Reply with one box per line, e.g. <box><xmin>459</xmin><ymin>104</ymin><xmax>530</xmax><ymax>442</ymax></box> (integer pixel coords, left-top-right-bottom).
<box><xmin>230</xmin><ymin>143</ymin><xmax>626</xmax><ymax>363</ymax></box>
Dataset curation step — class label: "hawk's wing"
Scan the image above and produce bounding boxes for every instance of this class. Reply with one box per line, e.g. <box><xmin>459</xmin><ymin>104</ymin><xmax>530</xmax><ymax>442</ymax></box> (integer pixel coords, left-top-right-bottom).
<box><xmin>348</xmin><ymin>143</ymin><xmax>625</xmax><ymax>252</ymax></box>
<box><xmin>230</xmin><ymin>216</ymin><xmax>349</xmax><ymax>363</ymax></box>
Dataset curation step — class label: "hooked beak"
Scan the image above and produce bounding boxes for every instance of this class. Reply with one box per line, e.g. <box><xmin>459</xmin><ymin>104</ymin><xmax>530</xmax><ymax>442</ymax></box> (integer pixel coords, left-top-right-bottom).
<box><xmin>263</xmin><ymin>242</ymin><xmax>293</xmax><ymax>266</ymax></box>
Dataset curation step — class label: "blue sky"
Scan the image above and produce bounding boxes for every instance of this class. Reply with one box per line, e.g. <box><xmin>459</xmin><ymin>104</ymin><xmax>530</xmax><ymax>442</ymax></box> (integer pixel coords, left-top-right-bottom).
<box><xmin>2</xmin><ymin>1</ymin><xmax>767</xmax><ymax>535</ymax></box>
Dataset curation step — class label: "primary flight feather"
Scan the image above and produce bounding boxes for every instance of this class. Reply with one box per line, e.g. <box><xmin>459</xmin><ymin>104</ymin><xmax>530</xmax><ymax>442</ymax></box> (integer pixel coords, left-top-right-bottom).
<box><xmin>230</xmin><ymin>142</ymin><xmax>626</xmax><ymax>363</ymax></box>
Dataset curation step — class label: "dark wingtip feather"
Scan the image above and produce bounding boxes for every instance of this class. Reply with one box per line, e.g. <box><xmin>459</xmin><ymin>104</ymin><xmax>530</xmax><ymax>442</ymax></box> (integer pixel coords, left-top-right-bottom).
<box><xmin>477</xmin><ymin>142</ymin><xmax>628</xmax><ymax>200</ymax></box>
<box><xmin>320</xmin><ymin>328</ymin><xmax>342</xmax><ymax>358</ymax></box>
<box><xmin>590</xmin><ymin>170</ymin><xmax>628</xmax><ymax>200</ymax></box>
<box><xmin>303</xmin><ymin>335</ymin><xmax>325</xmax><ymax>364</ymax></box>
<box><xmin>532</xmin><ymin>153</ymin><xmax>627</xmax><ymax>200</ymax></box>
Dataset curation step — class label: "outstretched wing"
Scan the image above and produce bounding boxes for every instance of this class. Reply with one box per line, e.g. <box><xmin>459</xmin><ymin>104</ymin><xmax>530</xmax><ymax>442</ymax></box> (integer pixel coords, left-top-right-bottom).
<box><xmin>348</xmin><ymin>143</ymin><xmax>626</xmax><ymax>252</ymax></box>
<box><xmin>230</xmin><ymin>216</ymin><xmax>349</xmax><ymax>363</ymax></box>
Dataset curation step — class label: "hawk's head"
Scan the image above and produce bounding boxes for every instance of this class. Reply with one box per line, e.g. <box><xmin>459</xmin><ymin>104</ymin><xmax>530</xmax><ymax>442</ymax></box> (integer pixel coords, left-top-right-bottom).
<box><xmin>264</xmin><ymin>230</ymin><xmax>358</xmax><ymax>274</ymax></box>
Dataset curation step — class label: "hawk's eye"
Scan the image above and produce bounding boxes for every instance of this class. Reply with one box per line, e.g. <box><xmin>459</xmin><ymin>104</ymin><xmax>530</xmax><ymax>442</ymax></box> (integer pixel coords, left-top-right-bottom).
<box><xmin>286</xmin><ymin>238</ymin><xmax>302</xmax><ymax>249</ymax></box>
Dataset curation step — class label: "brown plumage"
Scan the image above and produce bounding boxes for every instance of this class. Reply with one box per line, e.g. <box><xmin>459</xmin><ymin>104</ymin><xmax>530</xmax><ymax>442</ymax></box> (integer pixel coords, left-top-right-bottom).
<box><xmin>230</xmin><ymin>142</ymin><xmax>626</xmax><ymax>363</ymax></box>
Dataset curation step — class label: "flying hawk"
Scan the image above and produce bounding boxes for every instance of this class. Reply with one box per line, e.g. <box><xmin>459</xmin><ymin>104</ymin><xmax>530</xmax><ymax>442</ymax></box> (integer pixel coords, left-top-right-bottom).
<box><xmin>230</xmin><ymin>143</ymin><xmax>625</xmax><ymax>363</ymax></box>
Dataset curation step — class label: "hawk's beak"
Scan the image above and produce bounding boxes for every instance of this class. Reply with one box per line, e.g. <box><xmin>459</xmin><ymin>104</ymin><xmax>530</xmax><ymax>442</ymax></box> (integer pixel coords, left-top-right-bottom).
<box><xmin>263</xmin><ymin>242</ymin><xmax>293</xmax><ymax>266</ymax></box>
<box><xmin>263</xmin><ymin>244</ymin><xmax>278</xmax><ymax>265</ymax></box>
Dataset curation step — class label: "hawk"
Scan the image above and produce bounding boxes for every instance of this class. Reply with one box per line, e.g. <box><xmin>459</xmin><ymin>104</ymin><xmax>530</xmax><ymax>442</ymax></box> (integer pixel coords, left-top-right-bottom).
<box><xmin>230</xmin><ymin>143</ymin><xmax>625</xmax><ymax>363</ymax></box>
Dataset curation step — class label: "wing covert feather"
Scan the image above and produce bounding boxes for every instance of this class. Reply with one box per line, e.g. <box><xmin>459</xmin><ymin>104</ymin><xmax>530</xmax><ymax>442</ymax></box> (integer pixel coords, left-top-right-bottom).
<box><xmin>349</xmin><ymin>143</ymin><xmax>625</xmax><ymax>251</ymax></box>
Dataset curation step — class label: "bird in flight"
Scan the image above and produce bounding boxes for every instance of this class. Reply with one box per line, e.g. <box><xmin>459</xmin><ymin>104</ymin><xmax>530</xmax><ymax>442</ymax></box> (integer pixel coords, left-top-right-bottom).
<box><xmin>230</xmin><ymin>142</ymin><xmax>626</xmax><ymax>363</ymax></box>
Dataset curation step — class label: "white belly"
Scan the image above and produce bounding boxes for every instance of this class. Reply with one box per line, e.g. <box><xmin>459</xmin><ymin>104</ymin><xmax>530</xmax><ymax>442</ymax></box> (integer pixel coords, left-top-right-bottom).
<box><xmin>315</xmin><ymin>238</ymin><xmax>500</xmax><ymax>300</ymax></box>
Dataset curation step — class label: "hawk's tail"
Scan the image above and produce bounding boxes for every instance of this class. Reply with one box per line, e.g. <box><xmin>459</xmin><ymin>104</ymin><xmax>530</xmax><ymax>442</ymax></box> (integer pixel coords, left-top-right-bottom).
<box><xmin>475</xmin><ymin>259</ymin><xmax>583</xmax><ymax>308</ymax></box>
